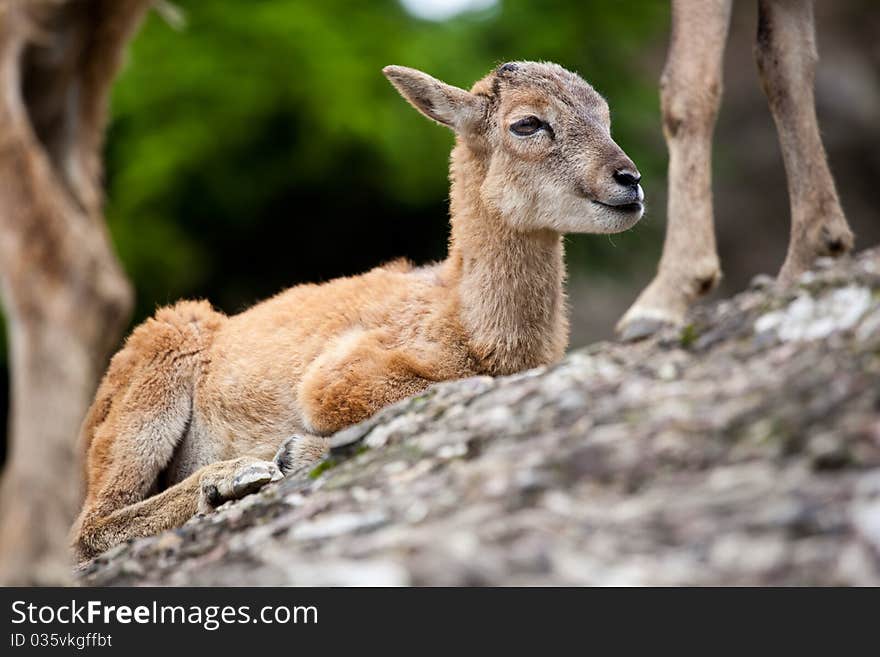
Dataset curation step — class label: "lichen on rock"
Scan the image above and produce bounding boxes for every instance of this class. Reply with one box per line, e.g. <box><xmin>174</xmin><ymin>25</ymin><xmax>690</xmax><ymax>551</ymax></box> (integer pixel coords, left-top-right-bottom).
<box><xmin>77</xmin><ymin>249</ymin><xmax>880</xmax><ymax>586</ymax></box>
<box><xmin>755</xmin><ymin>285</ymin><xmax>873</xmax><ymax>342</ymax></box>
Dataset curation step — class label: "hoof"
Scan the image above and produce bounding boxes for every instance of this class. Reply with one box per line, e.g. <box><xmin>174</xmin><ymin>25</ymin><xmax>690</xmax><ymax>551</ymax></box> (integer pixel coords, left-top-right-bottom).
<box><xmin>198</xmin><ymin>458</ymin><xmax>283</xmax><ymax>513</ymax></box>
<box><xmin>274</xmin><ymin>436</ymin><xmax>300</xmax><ymax>475</ymax></box>
<box><xmin>617</xmin><ymin>274</ymin><xmax>693</xmax><ymax>343</ymax></box>
<box><xmin>617</xmin><ymin>317</ymin><xmax>672</xmax><ymax>342</ymax></box>
<box><xmin>274</xmin><ymin>434</ymin><xmax>330</xmax><ymax>475</ymax></box>
<box><xmin>232</xmin><ymin>463</ymin><xmax>283</xmax><ymax>496</ymax></box>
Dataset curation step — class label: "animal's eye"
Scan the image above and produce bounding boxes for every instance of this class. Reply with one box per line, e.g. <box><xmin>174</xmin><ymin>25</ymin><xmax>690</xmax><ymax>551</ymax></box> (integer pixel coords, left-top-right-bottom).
<box><xmin>509</xmin><ymin>116</ymin><xmax>545</xmax><ymax>136</ymax></box>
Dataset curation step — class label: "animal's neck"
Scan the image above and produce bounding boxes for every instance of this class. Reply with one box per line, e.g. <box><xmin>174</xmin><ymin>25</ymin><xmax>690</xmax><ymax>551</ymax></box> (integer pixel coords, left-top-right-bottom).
<box><xmin>444</xmin><ymin>142</ymin><xmax>569</xmax><ymax>375</ymax></box>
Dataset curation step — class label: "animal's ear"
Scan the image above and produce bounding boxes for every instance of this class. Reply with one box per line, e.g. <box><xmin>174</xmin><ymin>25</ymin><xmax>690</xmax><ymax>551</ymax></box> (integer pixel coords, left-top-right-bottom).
<box><xmin>383</xmin><ymin>65</ymin><xmax>485</xmax><ymax>133</ymax></box>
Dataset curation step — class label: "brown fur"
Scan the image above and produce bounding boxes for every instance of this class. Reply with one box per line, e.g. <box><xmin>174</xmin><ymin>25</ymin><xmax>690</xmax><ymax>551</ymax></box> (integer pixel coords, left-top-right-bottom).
<box><xmin>72</xmin><ymin>61</ymin><xmax>645</xmax><ymax>560</ymax></box>
<box><xmin>618</xmin><ymin>0</ymin><xmax>853</xmax><ymax>338</ymax></box>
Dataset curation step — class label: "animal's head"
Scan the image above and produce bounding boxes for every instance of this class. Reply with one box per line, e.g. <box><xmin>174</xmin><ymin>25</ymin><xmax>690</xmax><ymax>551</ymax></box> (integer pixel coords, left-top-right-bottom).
<box><xmin>383</xmin><ymin>61</ymin><xmax>644</xmax><ymax>234</ymax></box>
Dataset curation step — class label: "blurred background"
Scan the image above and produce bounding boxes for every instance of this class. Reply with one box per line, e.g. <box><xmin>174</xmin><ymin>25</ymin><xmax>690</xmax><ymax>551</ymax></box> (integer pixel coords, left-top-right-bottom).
<box><xmin>0</xmin><ymin>0</ymin><xmax>877</xmax><ymax>461</ymax></box>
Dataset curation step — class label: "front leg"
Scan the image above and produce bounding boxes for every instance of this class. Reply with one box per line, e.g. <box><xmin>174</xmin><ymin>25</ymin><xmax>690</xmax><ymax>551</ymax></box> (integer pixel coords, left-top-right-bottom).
<box><xmin>274</xmin><ymin>433</ymin><xmax>332</xmax><ymax>475</ymax></box>
<box><xmin>298</xmin><ymin>331</ymin><xmax>440</xmax><ymax>435</ymax></box>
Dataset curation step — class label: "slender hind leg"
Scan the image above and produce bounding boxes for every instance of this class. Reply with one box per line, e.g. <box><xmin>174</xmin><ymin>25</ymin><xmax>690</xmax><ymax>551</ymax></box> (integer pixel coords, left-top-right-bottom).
<box><xmin>71</xmin><ymin>301</ymin><xmax>283</xmax><ymax>561</ymax></box>
<box><xmin>617</xmin><ymin>0</ymin><xmax>732</xmax><ymax>340</ymax></box>
<box><xmin>755</xmin><ymin>0</ymin><xmax>853</xmax><ymax>283</ymax></box>
<box><xmin>77</xmin><ymin>431</ymin><xmax>327</xmax><ymax>560</ymax></box>
<box><xmin>75</xmin><ymin>456</ymin><xmax>282</xmax><ymax>560</ymax></box>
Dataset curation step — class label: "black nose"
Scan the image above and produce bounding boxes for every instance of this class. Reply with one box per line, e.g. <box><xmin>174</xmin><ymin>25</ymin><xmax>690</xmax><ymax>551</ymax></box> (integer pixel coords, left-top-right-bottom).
<box><xmin>613</xmin><ymin>169</ymin><xmax>641</xmax><ymax>188</ymax></box>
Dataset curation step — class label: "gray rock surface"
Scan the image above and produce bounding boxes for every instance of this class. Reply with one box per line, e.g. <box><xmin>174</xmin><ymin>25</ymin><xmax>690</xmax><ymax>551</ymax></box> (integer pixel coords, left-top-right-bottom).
<box><xmin>78</xmin><ymin>249</ymin><xmax>880</xmax><ymax>585</ymax></box>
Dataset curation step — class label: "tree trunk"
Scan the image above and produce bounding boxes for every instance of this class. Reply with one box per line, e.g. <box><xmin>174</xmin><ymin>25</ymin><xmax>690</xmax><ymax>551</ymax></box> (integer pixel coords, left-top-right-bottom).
<box><xmin>0</xmin><ymin>0</ymin><xmax>150</xmax><ymax>584</ymax></box>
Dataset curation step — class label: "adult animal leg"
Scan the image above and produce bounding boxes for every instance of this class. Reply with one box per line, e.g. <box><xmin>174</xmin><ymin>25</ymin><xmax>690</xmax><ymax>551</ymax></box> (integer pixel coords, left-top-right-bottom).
<box><xmin>618</xmin><ymin>0</ymin><xmax>732</xmax><ymax>340</ymax></box>
<box><xmin>755</xmin><ymin>0</ymin><xmax>852</xmax><ymax>282</ymax></box>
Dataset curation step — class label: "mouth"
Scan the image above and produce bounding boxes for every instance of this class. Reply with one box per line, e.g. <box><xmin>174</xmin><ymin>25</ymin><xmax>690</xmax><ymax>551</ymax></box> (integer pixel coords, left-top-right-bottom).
<box><xmin>591</xmin><ymin>199</ymin><xmax>644</xmax><ymax>214</ymax></box>
<box><xmin>580</xmin><ymin>183</ymin><xmax>645</xmax><ymax>216</ymax></box>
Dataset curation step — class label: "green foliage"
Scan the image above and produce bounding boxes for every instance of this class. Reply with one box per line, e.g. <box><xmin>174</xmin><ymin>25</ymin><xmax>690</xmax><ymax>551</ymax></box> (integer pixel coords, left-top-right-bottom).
<box><xmin>105</xmin><ymin>0</ymin><xmax>670</xmax><ymax>321</ymax></box>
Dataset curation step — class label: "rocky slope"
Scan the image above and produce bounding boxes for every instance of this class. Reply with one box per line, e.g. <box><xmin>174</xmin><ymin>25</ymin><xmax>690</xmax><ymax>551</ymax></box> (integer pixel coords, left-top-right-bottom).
<box><xmin>78</xmin><ymin>250</ymin><xmax>880</xmax><ymax>585</ymax></box>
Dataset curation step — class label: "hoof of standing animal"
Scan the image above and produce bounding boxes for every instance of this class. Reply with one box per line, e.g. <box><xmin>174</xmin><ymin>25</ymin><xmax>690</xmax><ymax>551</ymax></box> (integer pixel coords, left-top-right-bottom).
<box><xmin>617</xmin><ymin>316</ymin><xmax>674</xmax><ymax>343</ymax></box>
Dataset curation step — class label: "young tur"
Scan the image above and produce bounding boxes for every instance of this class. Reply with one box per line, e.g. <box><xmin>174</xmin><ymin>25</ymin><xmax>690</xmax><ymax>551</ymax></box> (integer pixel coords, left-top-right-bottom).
<box><xmin>72</xmin><ymin>61</ymin><xmax>644</xmax><ymax>560</ymax></box>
